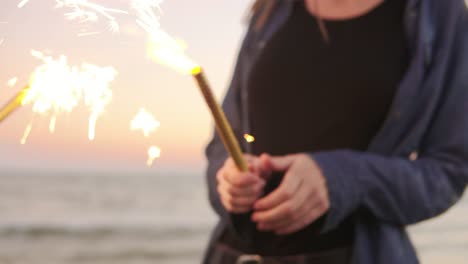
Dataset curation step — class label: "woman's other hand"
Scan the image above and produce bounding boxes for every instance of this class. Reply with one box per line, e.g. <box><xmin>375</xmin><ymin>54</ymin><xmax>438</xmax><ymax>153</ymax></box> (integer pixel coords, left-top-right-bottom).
<box><xmin>216</xmin><ymin>155</ymin><xmax>266</xmax><ymax>213</ymax></box>
<box><xmin>252</xmin><ymin>153</ymin><xmax>330</xmax><ymax>235</ymax></box>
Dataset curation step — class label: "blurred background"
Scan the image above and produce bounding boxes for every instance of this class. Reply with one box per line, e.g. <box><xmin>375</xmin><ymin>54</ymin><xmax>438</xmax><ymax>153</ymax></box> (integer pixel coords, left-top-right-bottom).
<box><xmin>0</xmin><ymin>1</ymin><xmax>467</xmax><ymax>263</ymax></box>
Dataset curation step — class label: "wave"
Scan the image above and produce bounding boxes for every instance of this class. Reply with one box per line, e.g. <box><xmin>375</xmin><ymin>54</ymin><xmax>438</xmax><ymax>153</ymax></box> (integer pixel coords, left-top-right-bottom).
<box><xmin>0</xmin><ymin>224</ymin><xmax>213</xmax><ymax>239</ymax></box>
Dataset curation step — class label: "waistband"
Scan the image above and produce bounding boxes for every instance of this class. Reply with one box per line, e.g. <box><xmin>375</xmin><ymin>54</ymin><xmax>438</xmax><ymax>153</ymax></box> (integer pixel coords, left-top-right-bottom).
<box><xmin>208</xmin><ymin>242</ymin><xmax>352</xmax><ymax>264</ymax></box>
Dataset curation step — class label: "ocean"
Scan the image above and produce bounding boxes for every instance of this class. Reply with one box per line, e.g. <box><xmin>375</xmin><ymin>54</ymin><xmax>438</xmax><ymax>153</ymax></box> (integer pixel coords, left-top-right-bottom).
<box><xmin>0</xmin><ymin>170</ymin><xmax>466</xmax><ymax>264</ymax></box>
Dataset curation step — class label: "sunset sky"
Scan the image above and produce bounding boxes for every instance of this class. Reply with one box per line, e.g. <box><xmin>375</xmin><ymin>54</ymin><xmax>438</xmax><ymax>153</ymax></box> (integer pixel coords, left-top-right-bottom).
<box><xmin>0</xmin><ymin>0</ymin><xmax>251</xmax><ymax>172</ymax></box>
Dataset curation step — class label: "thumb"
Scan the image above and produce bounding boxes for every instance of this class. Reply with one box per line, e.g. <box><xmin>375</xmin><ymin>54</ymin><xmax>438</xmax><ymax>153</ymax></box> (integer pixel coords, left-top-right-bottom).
<box><xmin>260</xmin><ymin>153</ymin><xmax>296</xmax><ymax>173</ymax></box>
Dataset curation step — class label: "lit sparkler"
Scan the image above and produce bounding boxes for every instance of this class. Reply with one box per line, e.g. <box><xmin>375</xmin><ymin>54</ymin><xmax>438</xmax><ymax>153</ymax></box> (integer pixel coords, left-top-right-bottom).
<box><xmin>0</xmin><ymin>50</ymin><xmax>116</xmax><ymax>143</ymax></box>
<box><xmin>147</xmin><ymin>145</ymin><xmax>161</xmax><ymax>166</ymax></box>
<box><xmin>130</xmin><ymin>108</ymin><xmax>161</xmax><ymax>166</ymax></box>
<box><xmin>7</xmin><ymin>77</ymin><xmax>18</xmax><ymax>87</ymax></box>
<box><xmin>244</xmin><ymin>134</ymin><xmax>255</xmax><ymax>143</ymax></box>
<box><xmin>130</xmin><ymin>108</ymin><xmax>160</xmax><ymax>137</ymax></box>
<box><xmin>17</xmin><ymin>0</ymin><xmax>31</xmax><ymax>8</ymax></box>
<box><xmin>56</xmin><ymin>0</ymin><xmax>128</xmax><ymax>33</ymax></box>
<box><xmin>132</xmin><ymin>0</ymin><xmax>248</xmax><ymax>171</ymax></box>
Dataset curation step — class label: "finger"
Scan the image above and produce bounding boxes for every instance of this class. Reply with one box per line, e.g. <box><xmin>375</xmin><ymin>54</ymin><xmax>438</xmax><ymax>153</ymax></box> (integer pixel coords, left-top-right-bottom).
<box><xmin>253</xmin><ymin>182</ymin><xmax>314</xmax><ymax>230</ymax></box>
<box><xmin>222</xmin><ymin>192</ymin><xmax>258</xmax><ymax>208</ymax></box>
<box><xmin>217</xmin><ymin>181</ymin><xmax>263</xmax><ymax>209</ymax></box>
<box><xmin>274</xmin><ymin>188</ymin><xmax>330</xmax><ymax>234</ymax></box>
<box><xmin>218</xmin><ymin>178</ymin><xmax>265</xmax><ymax>198</ymax></box>
<box><xmin>218</xmin><ymin>186</ymin><xmax>256</xmax><ymax>213</ymax></box>
<box><xmin>261</xmin><ymin>154</ymin><xmax>296</xmax><ymax>172</ymax></box>
<box><xmin>254</xmin><ymin>170</ymin><xmax>303</xmax><ymax>211</ymax></box>
<box><xmin>224</xmin><ymin>170</ymin><xmax>260</xmax><ymax>188</ymax></box>
<box><xmin>220</xmin><ymin>196</ymin><xmax>252</xmax><ymax>213</ymax></box>
<box><xmin>268</xmin><ymin>194</ymin><xmax>319</xmax><ymax>232</ymax></box>
<box><xmin>275</xmin><ymin>204</ymin><xmax>326</xmax><ymax>235</ymax></box>
<box><xmin>258</xmin><ymin>153</ymin><xmax>272</xmax><ymax>180</ymax></box>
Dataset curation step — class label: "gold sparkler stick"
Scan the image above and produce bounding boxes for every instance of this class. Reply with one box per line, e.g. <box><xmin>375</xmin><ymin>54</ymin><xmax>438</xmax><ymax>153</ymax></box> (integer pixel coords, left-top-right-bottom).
<box><xmin>191</xmin><ymin>66</ymin><xmax>248</xmax><ymax>172</ymax></box>
<box><xmin>0</xmin><ymin>86</ymin><xmax>29</xmax><ymax>123</ymax></box>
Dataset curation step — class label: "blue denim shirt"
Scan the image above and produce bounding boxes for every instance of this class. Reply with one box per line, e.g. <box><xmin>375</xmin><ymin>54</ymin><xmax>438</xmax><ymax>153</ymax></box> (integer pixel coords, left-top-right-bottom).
<box><xmin>204</xmin><ymin>0</ymin><xmax>468</xmax><ymax>263</ymax></box>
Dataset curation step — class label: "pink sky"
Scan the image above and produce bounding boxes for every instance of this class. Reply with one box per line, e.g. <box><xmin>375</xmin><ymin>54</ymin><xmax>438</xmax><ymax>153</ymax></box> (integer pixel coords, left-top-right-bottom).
<box><xmin>0</xmin><ymin>0</ymin><xmax>251</xmax><ymax>172</ymax></box>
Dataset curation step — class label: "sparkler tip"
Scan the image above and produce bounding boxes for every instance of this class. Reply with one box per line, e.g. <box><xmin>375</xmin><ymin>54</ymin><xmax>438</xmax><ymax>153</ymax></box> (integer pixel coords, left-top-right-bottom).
<box><xmin>244</xmin><ymin>134</ymin><xmax>255</xmax><ymax>143</ymax></box>
<box><xmin>191</xmin><ymin>66</ymin><xmax>202</xmax><ymax>75</ymax></box>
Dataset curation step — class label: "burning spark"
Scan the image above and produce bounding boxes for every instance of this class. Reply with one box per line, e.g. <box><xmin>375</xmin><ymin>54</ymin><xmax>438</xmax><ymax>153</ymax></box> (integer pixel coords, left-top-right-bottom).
<box><xmin>17</xmin><ymin>0</ymin><xmax>30</xmax><ymax>8</ymax></box>
<box><xmin>131</xmin><ymin>0</ymin><xmax>198</xmax><ymax>74</ymax></box>
<box><xmin>130</xmin><ymin>108</ymin><xmax>160</xmax><ymax>137</ymax></box>
<box><xmin>7</xmin><ymin>77</ymin><xmax>18</xmax><ymax>87</ymax></box>
<box><xmin>147</xmin><ymin>145</ymin><xmax>161</xmax><ymax>166</ymax></box>
<box><xmin>56</xmin><ymin>0</ymin><xmax>128</xmax><ymax>33</ymax></box>
<box><xmin>20</xmin><ymin>122</ymin><xmax>32</xmax><ymax>144</ymax></box>
<box><xmin>244</xmin><ymin>134</ymin><xmax>255</xmax><ymax>143</ymax></box>
<box><xmin>49</xmin><ymin>115</ymin><xmax>57</xmax><ymax>133</ymax></box>
<box><xmin>13</xmin><ymin>50</ymin><xmax>115</xmax><ymax>141</ymax></box>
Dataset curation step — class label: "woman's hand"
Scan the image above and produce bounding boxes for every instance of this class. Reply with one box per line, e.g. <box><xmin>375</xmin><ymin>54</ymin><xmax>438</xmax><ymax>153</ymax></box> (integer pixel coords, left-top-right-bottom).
<box><xmin>216</xmin><ymin>155</ymin><xmax>266</xmax><ymax>213</ymax></box>
<box><xmin>252</xmin><ymin>153</ymin><xmax>330</xmax><ymax>235</ymax></box>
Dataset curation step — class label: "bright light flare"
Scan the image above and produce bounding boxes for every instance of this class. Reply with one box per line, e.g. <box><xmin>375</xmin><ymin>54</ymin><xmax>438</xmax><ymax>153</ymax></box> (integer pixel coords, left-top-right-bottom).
<box><xmin>20</xmin><ymin>122</ymin><xmax>32</xmax><ymax>145</ymax></box>
<box><xmin>132</xmin><ymin>0</ymin><xmax>198</xmax><ymax>74</ymax></box>
<box><xmin>21</xmin><ymin>50</ymin><xmax>116</xmax><ymax>141</ymax></box>
<box><xmin>130</xmin><ymin>108</ymin><xmax>160</xmax><ymax>137</ymax></box>
<box><xmin>147</xmin><ymin>145</ymin><xmax>161</xmax><ymax>166</ymax></box>
<box><xmin>244</xmin><ymin>134</ymin><xmax>255</xmax><ymax>143</ymax></box>
<box><xmin>55</xmin><ymin>0</ymin><xmax>128</xmax><ymax>33</ymax></box>
<box><xmin>7</xmin><ymin>77</ymin><xmax>18</xmax><ymax>87</ymax></box>
<box><xmin>17</xmin><ymin>0</ymin><xmax>30</xmax><ymax>8</ymax></box>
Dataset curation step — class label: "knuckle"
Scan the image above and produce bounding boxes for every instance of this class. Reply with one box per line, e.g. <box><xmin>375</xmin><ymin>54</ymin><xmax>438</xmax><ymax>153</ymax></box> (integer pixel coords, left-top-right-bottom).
<box><xmin>281</xmin><ymin>189</ymin><xmax>292</xmax><ymax>200</ymax></box>
<box><xmin>216</xmin><ymin>170</ymin><xmax>224</xmax><ymax>182</ymax></box>
<box><xmin>317</xmin><ymin>197</ymin><xmax>330</xmax><ymax>212</ymax></box>
<box><xmin>226</xmin><ymin>186</ymin><xmax>236</xmax><ymax>196</ymax></box>
<box><xmin>216</xmin><ymin>185</ymin><xmax>223</xmax><ymax>196</ymax></box>
<box><xmin>225</xmin><ymin>195</ymin><xmax>234</xmax><ymax>206</ymax></box>
<box><xmin>233</xmin><ymin>177</ymin><xmax>248</xmax><ymax>188</ymax></box>
<box><xmin>283</xmin><ymin>204</ymin><xmax>294</xmax><ymax>216</ymax></box>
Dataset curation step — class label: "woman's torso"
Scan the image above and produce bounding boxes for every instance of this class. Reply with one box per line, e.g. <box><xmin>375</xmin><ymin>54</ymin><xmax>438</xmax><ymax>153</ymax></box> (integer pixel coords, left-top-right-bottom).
<box><xmin>221</xmin><ymin>0</ymin><xmax>408</xmax><ymax>258</ymax></box>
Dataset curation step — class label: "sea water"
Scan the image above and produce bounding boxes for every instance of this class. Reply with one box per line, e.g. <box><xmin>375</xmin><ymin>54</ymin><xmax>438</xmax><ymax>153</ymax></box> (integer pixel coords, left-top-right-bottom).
<box><xmin>0</xmin><ymin>170</ymin><xmax>466</xmax><ymax>264</ymax></box>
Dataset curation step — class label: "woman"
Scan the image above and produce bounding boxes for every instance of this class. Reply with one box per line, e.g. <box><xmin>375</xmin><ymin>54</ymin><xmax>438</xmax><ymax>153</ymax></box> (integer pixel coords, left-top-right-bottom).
<box><xmin>204</xmin><ymin>0</ymin><xmax>468</xmax><ymax>263</ymax></box>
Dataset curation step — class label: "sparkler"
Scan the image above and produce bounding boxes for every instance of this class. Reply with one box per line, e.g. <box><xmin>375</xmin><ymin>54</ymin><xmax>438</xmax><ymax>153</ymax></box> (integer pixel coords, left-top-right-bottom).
<box><xmin>130</xmin><ymin>108</ymin><xmax>160</xmax><ymax>137</ymax></box>
<box><xmin>130</xmin><ymin>108</ymin><xmax>161</xmax><ymax>166</ymax></box>
<box><xmin>17</xmin><ymin>0</ymin><xmax>30</xmax><ymax>8</ymax></box>
<box><xmin>7</xmin><ymin>77</ymin><xmax>18</xmax><ymax>87</ymax></box>
<box><xmin>56</xmin><ymin>0</ymin><xmax>128</xmax><ymax>33</ymax></box>
<box><xmin>147</xmin><ymin>145</ymin><xmax>161</xmax><ymax>166</ymax></box>
<box><xmin>192</xmin><ymin>67</ymin><xmax>248</xmax><ymax>171</ymax></box>
<box><xmin>0</xmin><ymin>50</ymin><xmax>116</xmax><ymax>143</ymax></box>
<box><xmin>132</xmin><ymin>0</ymin><xmax>248</xmax><ymax>171</ymax></box>
<box><xmin>0</xmin><ymin>87</ymin><xmax>29</xmax><ymax>123</ymax></box>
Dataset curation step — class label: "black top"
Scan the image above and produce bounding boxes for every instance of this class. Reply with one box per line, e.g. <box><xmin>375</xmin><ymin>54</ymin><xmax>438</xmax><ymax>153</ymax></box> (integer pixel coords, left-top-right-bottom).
<box><xmin>222</xmin><ymin>0</ymin><xmax>408</xmax><ymax>257</ymax></box>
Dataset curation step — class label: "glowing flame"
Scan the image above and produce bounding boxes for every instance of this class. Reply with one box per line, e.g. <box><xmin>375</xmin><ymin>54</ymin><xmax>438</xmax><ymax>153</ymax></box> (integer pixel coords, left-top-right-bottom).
<box><xmin>147</xmin><ymin>145</ymin><xmax>161</xmax><ymax>166</ymax></box>
<box><xmin>132</xmin><ymin>0</ymin><xmax>198</xmax><ymax>74</ymax></box>
<box><xmin>7</xmin><ymin>77</ymin><xmax>18</xmax><ymax>87</ymax></box>
<box><xmin>244</xmin><ymin>134</ymin><xmax>255</xmax><ymax>143</ymax></box>
<box><xmin>20</xmin><ymin>50</ymin><xmax>116</xmax><ymax>141</ymax></box>
<box><xmin>21</xmin><ymin>122</ymin><xmax>32</xmax><ymax>145</ymax></box>
<box><xmin>130</xmin><ymin>108</ymin><xmax>160</xmax><ymax>137</ymax></box>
